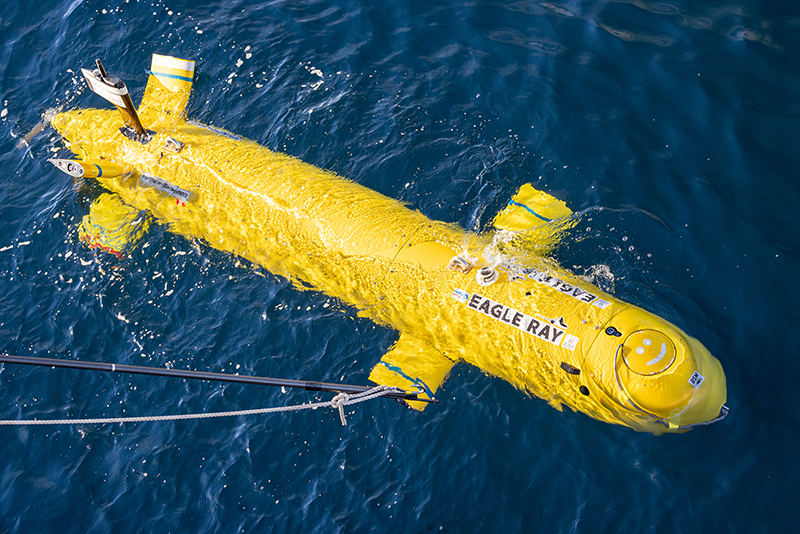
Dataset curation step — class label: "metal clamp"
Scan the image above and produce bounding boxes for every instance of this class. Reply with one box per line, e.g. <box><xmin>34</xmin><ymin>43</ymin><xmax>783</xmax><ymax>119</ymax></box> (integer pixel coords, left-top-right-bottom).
<box><xmin>163</xmin><ymin>137</ymin><xmax>185</xmax><ymax>153</ymax></box>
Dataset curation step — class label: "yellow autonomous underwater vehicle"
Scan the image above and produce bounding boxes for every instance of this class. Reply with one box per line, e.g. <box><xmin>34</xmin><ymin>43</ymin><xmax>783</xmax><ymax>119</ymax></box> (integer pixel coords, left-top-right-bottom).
<box><xmin>47</xmin><ymin>54</ymin><xmax>727</xmax><ymax>433</ymax></box>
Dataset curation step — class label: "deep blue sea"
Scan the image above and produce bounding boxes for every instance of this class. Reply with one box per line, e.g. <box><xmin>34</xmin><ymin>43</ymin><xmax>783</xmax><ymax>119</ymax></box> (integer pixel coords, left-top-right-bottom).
<box><xmin>1</xmin><ymin>0</ymin><xmax>799</xmax><ymax>532</ymax></box>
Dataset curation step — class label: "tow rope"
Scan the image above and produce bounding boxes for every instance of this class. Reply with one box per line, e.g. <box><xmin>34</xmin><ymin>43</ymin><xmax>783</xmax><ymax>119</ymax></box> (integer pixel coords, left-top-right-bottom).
<box><xmin>0</xmin><ymin>354</ymin><xmax>438</xmax><ymax>427</ymax></box>
<box><xmin>0</xmin><ymin>385</ymin><xmax>393</xmax><ymax>427</ymax></box>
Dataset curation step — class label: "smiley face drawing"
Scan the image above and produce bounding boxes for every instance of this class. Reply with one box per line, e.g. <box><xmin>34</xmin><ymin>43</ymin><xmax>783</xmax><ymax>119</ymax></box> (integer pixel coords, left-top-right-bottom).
<box><xmin>622</xmin><ymin>330</ymin><xmax>677</xmax><ymax>376</ymax></box>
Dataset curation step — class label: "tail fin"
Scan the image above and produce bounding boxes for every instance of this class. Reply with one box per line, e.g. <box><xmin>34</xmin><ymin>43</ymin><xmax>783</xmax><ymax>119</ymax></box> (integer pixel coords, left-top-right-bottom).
<box><xmin>368</xmin><ymin>334</ymin><xmax>456</xmax><ymax>410</ymax></box>
<box><xmin>493</xmin><ymin>184</ymin><xmax>572</xmax><ymax>232</ymax></box>
<box><xmin>78</xmin><ymin>193</ymin><xmax>151</xmax><ymax>258</ymax></box>
<box><xmin>139</xmin><ymin>54</ymin><xmax>196</xmax><ymax>121</ymax></box>
<box><xmin>492</xmin><ymin>184</ymin><xmax>575</xmax><ymax>255</ymax></box>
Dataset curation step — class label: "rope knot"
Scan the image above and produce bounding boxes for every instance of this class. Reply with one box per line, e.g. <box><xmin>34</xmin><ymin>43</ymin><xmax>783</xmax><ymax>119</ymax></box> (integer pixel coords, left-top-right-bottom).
<box><xmin>0</xmin><ymin>385</ymin><xmax>395</xmax><ymax>426</ymax></box>
<box><xmin>331</xmin><ymin>392</ymin><xmax>351</xmax><ymax>426</ymax></box>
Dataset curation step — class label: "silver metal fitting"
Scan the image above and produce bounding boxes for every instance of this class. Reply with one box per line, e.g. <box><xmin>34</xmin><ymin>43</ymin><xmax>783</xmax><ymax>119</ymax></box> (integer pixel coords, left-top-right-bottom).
<box><xmin>163</xmin><ymin>137</ymin><xmax>185</xmax><ymax>153</ymax></box>
<box><xmin>475</xmin><ymin>266</ymin><xmax>498</xmax><ymax>286</ymax></box>
<box><xmin>447</xmin><ymin>256</ymin><xmax>472</xmax><ymax>274</ymax></box>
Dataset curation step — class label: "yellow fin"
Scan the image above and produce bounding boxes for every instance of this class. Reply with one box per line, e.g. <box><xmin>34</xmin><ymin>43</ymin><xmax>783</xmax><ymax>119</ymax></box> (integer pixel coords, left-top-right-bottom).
<box><xmin>78</xmin><ymin>193</ymin><xmax>150</xmax><ymax>257</ymax></box>
<box><xmin>138</xmin><ymin>54</ymin><xmax>196</xmax><ymax>122</ymax></box>
<box><xmin>368</xmin><ymin>334</ymin><xmax>456</xmax><ymax>410</ymax></box>
<box><xmin>493</xmin><ymin>183</ymin><xmax>572</xmax><ymax>232</ymax></box>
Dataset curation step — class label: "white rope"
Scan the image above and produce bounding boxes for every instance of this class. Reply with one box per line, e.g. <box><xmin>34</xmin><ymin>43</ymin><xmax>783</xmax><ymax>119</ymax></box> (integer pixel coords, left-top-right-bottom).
<box><xmin>0</xmin><ymin>385</ymin><xmax>395</xmax><ymax>427</ymax></box>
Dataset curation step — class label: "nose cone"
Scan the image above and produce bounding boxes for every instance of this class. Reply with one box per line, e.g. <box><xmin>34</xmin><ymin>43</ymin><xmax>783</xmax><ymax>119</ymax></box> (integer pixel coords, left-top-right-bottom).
<box><xmin>615</xmin><ymin>326</ymin><xmax>727</xmax><ymax>429</ymax></box>
<box><xmin>600</xmin><ymin>304</ymin><xmax>728</xmax><ymax>431</ymax></box>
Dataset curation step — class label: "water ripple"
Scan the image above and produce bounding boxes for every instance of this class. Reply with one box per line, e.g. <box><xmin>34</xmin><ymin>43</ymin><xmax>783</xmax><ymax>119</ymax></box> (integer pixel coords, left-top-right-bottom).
<box><xmin>0</xmin><ymin>0</ymin><xmax>797</xmax><ymax>532</ymax></box>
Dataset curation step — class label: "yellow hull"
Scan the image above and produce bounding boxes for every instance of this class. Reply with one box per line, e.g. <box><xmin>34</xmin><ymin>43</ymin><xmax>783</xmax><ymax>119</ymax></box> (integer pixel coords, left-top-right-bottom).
<box><xmin>49</xmin><ymin>55</ymin><xmax>727</xmax><ymax>433</ymax></box>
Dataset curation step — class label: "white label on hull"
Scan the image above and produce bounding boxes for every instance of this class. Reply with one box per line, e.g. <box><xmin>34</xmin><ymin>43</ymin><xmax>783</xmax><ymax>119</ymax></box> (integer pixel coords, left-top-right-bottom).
<box><xmin>458</xmin><ymin>291</ymin><xmax>577</xmax><ymax>348</ymax></box>
<box><xmin>451</xmin><ymin>288</ymin><xmax>470</xmax><ymax>303</ymax></box>
<box><xmin>562</xmin><ymin>333</ymin><xmax>579</xmax><ymax>351</ymax></box>
<box><xmin>139</xmin><ymin>173</ymin><xmax>192</xmax><ymax>204</ymax></box>
<box><xmin>688</xmin><ymin>371</ymin><xmax>705</xmax><ymax>388</ymax></box>
<box><xmin>516</xmin><ymin>268</ymin><xmax>612</xmax><ymax>309</ymax></box>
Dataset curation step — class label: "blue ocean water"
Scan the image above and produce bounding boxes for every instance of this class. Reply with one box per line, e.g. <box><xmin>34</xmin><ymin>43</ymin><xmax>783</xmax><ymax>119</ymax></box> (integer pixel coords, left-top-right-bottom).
<box><xmin>1</xmin><ymin>0</ymin><xmax>798</xmax><ymax>531</ymax></box>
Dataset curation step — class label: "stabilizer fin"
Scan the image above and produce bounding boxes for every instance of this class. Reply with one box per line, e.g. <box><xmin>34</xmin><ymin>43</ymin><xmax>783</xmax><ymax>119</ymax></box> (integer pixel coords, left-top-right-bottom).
<box><xmin>368</xmin><ymin>334</ymin><xmax>456</xmax><ymax>410</ymax></box>
<box><xmin>492</xmin><ymin>184</ymin><xmax>575</xmax><ymax>256</ymax></box>
<box><xmin>493</xmin><ymin>184</ymin><xmax>572</xmax><ymax>232</ymax></box>
<box><xmin>78</xmin><ymin>193</ymin><xmax>151</xmax><ymax>258</ymax></box>
<box><xmin>139</xmin><ymin>54</ymin><xmax>196</xmax><ymax>122</ymax></box>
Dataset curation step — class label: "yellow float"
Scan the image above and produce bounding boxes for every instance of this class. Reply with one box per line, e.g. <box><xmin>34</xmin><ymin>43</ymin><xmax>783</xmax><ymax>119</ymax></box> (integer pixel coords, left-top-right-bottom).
<box><xmin>47</xmin><ymin>54</ymin><xmax>727</xmax><ymax>433</ymax></box>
